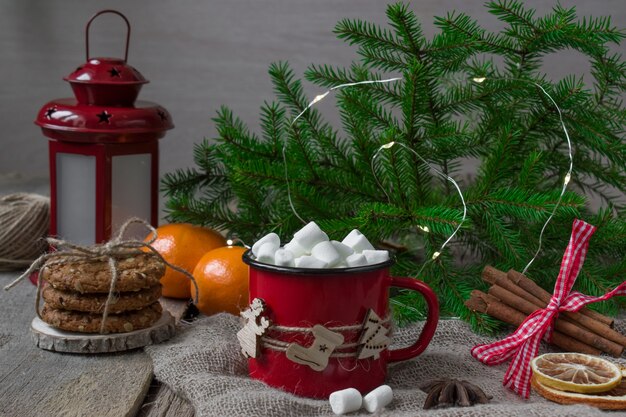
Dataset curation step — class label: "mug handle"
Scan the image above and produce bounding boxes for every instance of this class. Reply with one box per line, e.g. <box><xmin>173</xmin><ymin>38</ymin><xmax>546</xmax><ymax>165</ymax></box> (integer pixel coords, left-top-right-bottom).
<box><xmin>387</xmin><ymin>276</ymin><xmax>439</xmax><ymax>362</ymax></box>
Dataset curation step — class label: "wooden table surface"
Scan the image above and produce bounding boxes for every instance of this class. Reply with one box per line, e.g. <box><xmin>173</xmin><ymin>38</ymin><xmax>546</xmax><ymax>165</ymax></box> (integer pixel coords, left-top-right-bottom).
<box><xmin>0</xmin><ymin>177</ymin><xmax>195</xmax><ymax>417</ymax></box>
<box><xmin>0</xmin><ymin>271</ymin><xmax>195</xmax><ymax>417</ymax></box>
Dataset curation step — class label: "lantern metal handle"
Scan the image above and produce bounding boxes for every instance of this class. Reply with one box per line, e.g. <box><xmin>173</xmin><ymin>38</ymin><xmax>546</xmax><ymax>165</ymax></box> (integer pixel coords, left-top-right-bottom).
<box><xmin>85</xmin><ymin>10</ymin><xmax>131</xmax><ymax>63</ymax></box>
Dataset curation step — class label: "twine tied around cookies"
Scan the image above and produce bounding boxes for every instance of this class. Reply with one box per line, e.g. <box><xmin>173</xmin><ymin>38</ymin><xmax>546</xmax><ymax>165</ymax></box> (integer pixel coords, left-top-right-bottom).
<box><xmin>4</xmin><ymin>217</ymin><xmax>199</xmax><ymax>334</ymax></box>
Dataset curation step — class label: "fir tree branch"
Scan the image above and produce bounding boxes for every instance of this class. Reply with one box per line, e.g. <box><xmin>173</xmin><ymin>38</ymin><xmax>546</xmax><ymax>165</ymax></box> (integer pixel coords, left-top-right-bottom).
<box><xmin>386</xmin><ymin>2</ymin><xmax>425</xmax><ymax>57</ymax></box>
<box><xmin>164</xmin><ymin>2</ymin><xmax>626</xmax><ymax>329</ymax></box>
<box><xmin>334</xmin><ymin>16</ymin><xmax>412</xmax><ymax>55</ymax></box>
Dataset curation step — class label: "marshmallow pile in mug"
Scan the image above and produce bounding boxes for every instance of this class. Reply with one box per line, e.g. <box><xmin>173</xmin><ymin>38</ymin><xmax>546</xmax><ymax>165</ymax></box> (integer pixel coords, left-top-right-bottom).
<box><xmin>251</xmin><ymin>222</ymin><xmax>389</xmax><ymax>268</ymax></box>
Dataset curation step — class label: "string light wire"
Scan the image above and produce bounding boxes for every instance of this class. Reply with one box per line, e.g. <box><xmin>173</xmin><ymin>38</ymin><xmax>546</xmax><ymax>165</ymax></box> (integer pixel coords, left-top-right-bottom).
<box><xmin>283</xmin><ymin>77</ymin><xmax>403</xmax><ymax>224</ymax></box>
<box><xmin>369</xmin><ymin>141</ymin><xmax>396</xmax><ymax>204</ymax></box>
<box><xmin>472</xmin><ymin>77</ymin><xmax>574</xmax><ymax>274</ymax></box>
<box><xmin>281</xmin><ymin>74</ymin><xmax>573</xmax><ymax>276</ymax></box>
<box><xmin>285</xmin><ymin>77</ymin><xmax>466</xmax><ymax>273</ymax></box>
<box><xmin>226</xmin><ymin>237</ymin><xmax>250</xmax><ymax>249</ymax></box>
<box><xmin>291</xmin><ymin>78</ymin><xmax>403</xmax><ymax>126</ymax></box>
<box><xmin>371</xmin><ymin>141</ymin><xmax>468</xmax><ymax>275</ymax></box>
<box><xmin>282</xmin><ymin>145</ymin><xmax>306</xmax><ymax>224</ymax></box>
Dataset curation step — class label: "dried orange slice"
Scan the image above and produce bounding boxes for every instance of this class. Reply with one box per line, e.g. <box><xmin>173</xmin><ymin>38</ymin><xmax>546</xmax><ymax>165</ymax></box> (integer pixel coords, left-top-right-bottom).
<box><xmin>531</xmin><ymin>353</ymin><xmax>622</xmax><ymax>394</ymax></box>
<box><xmin>531</xmin><ymin>367</ymin><xmax>626</xmax><ymax>410</ymax></box>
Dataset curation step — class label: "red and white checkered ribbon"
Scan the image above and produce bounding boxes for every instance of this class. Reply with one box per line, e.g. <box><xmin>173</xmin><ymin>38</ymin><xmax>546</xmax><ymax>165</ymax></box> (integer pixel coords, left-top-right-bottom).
<box><xmin>471</xmin><ymin>219</ymin><xmax>626</xmax><ymax>398</ymax></box>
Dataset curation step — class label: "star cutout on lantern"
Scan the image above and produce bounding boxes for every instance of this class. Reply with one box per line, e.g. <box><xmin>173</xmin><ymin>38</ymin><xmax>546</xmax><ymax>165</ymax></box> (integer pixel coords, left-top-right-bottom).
<box><xmin>45</xmin><ymin>107</ymin><xmax>57</xmax><ymax>119</ymax></box>
<box><xmin>157</xmin><ymin>110</ymin><xmax>167</xmax><ymax>121</ymax></box>
<box><xmin>319</xmin><ymin>344</ymin><xmax>328</xmax><ymax>352</ymax></box>
<box><xmin>109</xmin><ymin>67</ymin><xmax>121</xmax><ymax>77</ymax></box>
<box><xmin>96</xmin><ymin>110</ymin><xmax>112</xmax><ymax>124</ymax></box>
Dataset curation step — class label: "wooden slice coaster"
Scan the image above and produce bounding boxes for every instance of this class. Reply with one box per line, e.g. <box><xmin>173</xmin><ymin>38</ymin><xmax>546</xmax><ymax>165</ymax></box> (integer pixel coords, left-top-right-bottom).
<box><xmin>31</xmin><ymin>310</ymin><xmax>176</xmax><ymax>353</ymax></box>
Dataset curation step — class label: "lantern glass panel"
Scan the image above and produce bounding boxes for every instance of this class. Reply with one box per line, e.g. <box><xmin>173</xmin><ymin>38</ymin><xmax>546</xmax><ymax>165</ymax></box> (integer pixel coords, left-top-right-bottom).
<box><xmin>111</xmin><ymin>153</ymin><xmax>152</xmax><ymax>237</ymax></box>
<box><xmin>56</xmin><ymin>152</ymin><xmax>96</xmax><ymax>244</ymax></box>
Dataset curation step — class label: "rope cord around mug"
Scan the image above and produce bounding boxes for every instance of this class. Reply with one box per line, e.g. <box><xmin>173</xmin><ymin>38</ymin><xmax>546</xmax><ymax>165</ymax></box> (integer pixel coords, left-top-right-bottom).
<box><xmin>260</xmin><ymin>314</ymin><xmax>393</xmax><ymax>358</ymax></box>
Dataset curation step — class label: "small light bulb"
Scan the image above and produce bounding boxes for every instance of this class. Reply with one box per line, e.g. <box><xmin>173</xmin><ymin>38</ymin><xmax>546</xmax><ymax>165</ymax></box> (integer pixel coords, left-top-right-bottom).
<box><xmin>472</xmin><ymin>77</ymin><xmax>486</xmax><ymax>83</ymax></box>
<box><xmin>226</xmin><ymin>239</ymin><xmax>234</xmax><ymax>246</ymax></box>
<box><xmin>382</xmin><ymin>141</ymin><xmax>396</xmax><ymax>149</ymax></box>
<box><xmin>418</xmin><ymin>225</ymin><xmax>430</xmax><ymax>233</ymax></box>
<box><xmin>432</xmin><ymin>251</ymin><xmax>441</xmax><ymax>260</ymax></box>
<box><xmin>563</xmin><ymin>173</ymin><xmax>571</xmax><ymax>185</ymax></box>
<box><xmin>312</xmin><ymin>92</ymin><xmax>329</xmax><ymax>104</ymax></box>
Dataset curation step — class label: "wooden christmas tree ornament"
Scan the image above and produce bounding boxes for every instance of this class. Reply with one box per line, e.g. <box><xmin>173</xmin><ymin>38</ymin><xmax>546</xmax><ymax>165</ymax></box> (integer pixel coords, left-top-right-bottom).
<box><xmin>357</xmin><ymin>309</ymin><xmax>391</xmax><ymax>360</ymax></box>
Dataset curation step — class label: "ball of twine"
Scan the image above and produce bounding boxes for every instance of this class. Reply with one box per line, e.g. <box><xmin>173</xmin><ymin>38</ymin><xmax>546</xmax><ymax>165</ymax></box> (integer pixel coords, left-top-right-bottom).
<box><xmin>0</xmin><ymin>193</ymin><xmax>50</xmax><ymax>271</ymax></box>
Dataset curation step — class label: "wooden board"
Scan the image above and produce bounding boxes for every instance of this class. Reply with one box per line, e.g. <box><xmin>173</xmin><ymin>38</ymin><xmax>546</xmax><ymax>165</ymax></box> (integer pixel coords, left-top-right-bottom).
<box><xmin>0</xmin><ymin>181</ymin><xmax>196</xmax><ymax>415</ymax></box>
<box><xmin>31</xmin><ymin>310</ymin><xmax>176</xmax><ymax>354</ymax></box>
<box><xmin>0</xmin><ymin>272</ymin><xmax>154</xmax><ymax>417</ymax></box>
<box><xmin>138</xmin><ymin>382</ymin><xmax>195</xmax><ymax>417</ymax></box>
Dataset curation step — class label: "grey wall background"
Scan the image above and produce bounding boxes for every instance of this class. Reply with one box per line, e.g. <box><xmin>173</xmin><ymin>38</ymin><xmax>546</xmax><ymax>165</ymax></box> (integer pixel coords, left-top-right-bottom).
<box><xmin>1</xmin><ymin>0</ymin><xmax>624</xmax><ymax>209</ymax></box>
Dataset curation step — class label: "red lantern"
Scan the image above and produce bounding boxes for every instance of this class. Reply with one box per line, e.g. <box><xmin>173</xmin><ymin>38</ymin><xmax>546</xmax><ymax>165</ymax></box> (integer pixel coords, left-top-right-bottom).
<box><xmin>35</xmin><ymin>10</ymin><xmax>173</xmax><ymax>244</ymax></box>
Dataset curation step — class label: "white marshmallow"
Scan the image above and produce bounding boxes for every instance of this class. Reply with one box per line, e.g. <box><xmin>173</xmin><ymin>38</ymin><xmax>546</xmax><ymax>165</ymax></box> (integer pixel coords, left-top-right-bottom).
<box><xmin>256</xmin><ymin>242</ymin><xmax>277</xmax><ymax>264</ymax></box>
<box><xmin>295</xmin><ymin>255</ymin><xmax>328</xmax><ymax>269</ymax></box>
<box><xmin>331</xmin><ymin>240</ymin><xmax>354</xmax><ymax>259</ymax></box>
<box><xmin>362</xmin><ymin>249</ymin><xmax>390</xmax><ymax>265</ymax></box>
<box><xmin>363</xmin><ymin>385</ymin><xmax>393</xmax><ymax>413</ymax></box>
<box><xmin>333</xmin><ymin>262</ymin><xmax>348</xmax><ymax>268</ymax></box>
<box><xmin>345</xmin><ymin>253</ymin><xmax>367</xmax><ymax>267</ymax></box>
<box><xmin>274</xmin><ymin>249</ymin><xmax>295</xmax><ymax>267</ymax></box>
<box><xmin>342</xmin><ymin>229</ymin><xmax>375</xmax><ymax>253</ymax></box>
<box><xmin>284</xmin><ymin>239</ymin><xmax>309</xmax><ymax>257</ymax></box>
<box><xmin>293</xmin><ymin>221</ymin><xmax>329</xmax><ymax>251</ymax></box>
<box><xmin>252</xmin><ymin>232</ymin><xmax>280</xmax><ymax>257</ymax></box>
<box><xmin>311</xmin><ymin>241</ymin><xmax>341</xmax><ymax>267</ymax></box>
<box><xmin>329</xmin><ymin>388</ymin><xmax>362</xmax><ymax>415</ymax></box>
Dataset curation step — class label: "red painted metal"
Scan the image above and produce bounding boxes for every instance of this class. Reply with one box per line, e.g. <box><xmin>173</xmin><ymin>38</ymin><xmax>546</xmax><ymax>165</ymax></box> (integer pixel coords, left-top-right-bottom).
<box><xmin>37</xmin><ymin>10</ymin><xmax>171</xmax><ymax>244</ymax></box>
<box><xmin>67</xmin><ymin>10</ymin><xmax>146</xmax><ymax>106</ymax></box>
<box><xmin>36</xmin><ymin>99</ymin><xmax>172</xmax><ymax>143</ymax></box>
<box><xmin>243</xmin><ymin>251</ymin><xmax>439</xmax><ymax>399</ymax></box>
<box><xmin>85</xmin><ymin>10</ymin><xmax>131</xmax><ymax>63</ymax></box>
<box><xmin>64</xmin><ymin>57</ymin><xmax>148</xmax><ymax>106</ymax></box>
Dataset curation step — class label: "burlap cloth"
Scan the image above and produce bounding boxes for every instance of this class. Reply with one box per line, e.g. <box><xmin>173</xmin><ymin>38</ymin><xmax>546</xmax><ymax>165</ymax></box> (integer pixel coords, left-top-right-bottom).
<box><xmin>145</xmin><ymin>314</ymin><xmax>626</xmax><ymax>417</ymax></box>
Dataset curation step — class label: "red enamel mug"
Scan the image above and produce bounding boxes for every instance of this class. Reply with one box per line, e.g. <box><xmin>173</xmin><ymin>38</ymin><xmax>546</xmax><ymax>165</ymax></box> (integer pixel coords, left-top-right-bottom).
<box><xmin>242</xmin><ymin>250</ymin><xmax>439</xmax><ymax>398</ymax></box>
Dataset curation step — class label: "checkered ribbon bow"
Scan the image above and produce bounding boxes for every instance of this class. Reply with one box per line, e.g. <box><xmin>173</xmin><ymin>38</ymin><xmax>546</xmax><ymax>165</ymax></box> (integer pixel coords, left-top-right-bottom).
<box><xmin>471</xmin><ymin>219</ymin><xmax>626</xmax><ymax>398</ymax></box>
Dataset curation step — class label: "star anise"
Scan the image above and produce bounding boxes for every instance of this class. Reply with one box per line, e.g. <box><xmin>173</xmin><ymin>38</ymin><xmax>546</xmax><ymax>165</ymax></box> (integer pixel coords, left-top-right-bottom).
<box><xmin>419</xmin><ymin>378</ymin><xmax>492</xmax><ymax>409</ymax></box>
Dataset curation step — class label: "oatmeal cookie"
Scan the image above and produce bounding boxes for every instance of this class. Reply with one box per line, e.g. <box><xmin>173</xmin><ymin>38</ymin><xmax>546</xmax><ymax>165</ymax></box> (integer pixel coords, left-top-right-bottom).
<box><xmin>41</xmin><ymin>302</ymin><xmax>163</xmax><ymax>333</ymax></box>
<box><xmin>41</xmin><ymin>252</ymin><xmax>165</xmax><ymax>293</ymax></box>
<box><xmin>42</xmin><ymin>284</ymin><xmax>162</xmax><ymax>313</ymax></box>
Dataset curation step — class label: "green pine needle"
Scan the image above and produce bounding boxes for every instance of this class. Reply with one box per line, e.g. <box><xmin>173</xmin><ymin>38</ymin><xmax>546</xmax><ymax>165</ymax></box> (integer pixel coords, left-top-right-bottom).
<box><xmin>164</xmin><ymin>2</ymin><xmax>626</xmax><ymax>332</ymax></box>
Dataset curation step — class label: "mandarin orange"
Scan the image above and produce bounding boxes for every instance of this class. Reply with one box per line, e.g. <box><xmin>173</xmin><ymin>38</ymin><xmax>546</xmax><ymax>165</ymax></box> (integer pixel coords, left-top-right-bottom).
<box><xmin>192</xmin><ymin>246</ymin><xmax>249</xmax><ymax>316</ymax></box>
<box><xmin>146</xmin><ymin>223</ymin><xmax>226</xmax><ymax>298</ymax></box>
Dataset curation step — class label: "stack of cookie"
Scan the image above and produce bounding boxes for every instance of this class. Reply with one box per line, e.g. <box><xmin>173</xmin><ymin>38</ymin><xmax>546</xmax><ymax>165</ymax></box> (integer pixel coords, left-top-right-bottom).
<box><xmin>40</xmin><ymin>252</ymin><xmax>165</xmax><ymax>333</ymax></box>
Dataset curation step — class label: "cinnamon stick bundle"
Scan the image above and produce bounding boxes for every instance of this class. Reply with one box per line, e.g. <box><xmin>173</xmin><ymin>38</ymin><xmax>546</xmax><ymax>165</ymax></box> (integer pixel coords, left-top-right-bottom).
<box><xmin>487</xmin><ymin>284</ymin><xmax>623</xmax><ymax>356</ymax></box>
<box><xmin>507</xmin><ymin>269</ymin><xmax>614</xmax><ymax>327</ymax></box>
<box><xmin>466</xmin><ymin>290</ymin><xmax>600</xmax><ymax>355</ymax></box>
<box><xmin>482</xmin><ymin>266</ymin><xmax>624</xmax><ymax>345</ymax></box>
<box><xmin>466</xmin><ymin>266</ymin><xmax>625</xmax><ymax>358</ymax></box>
